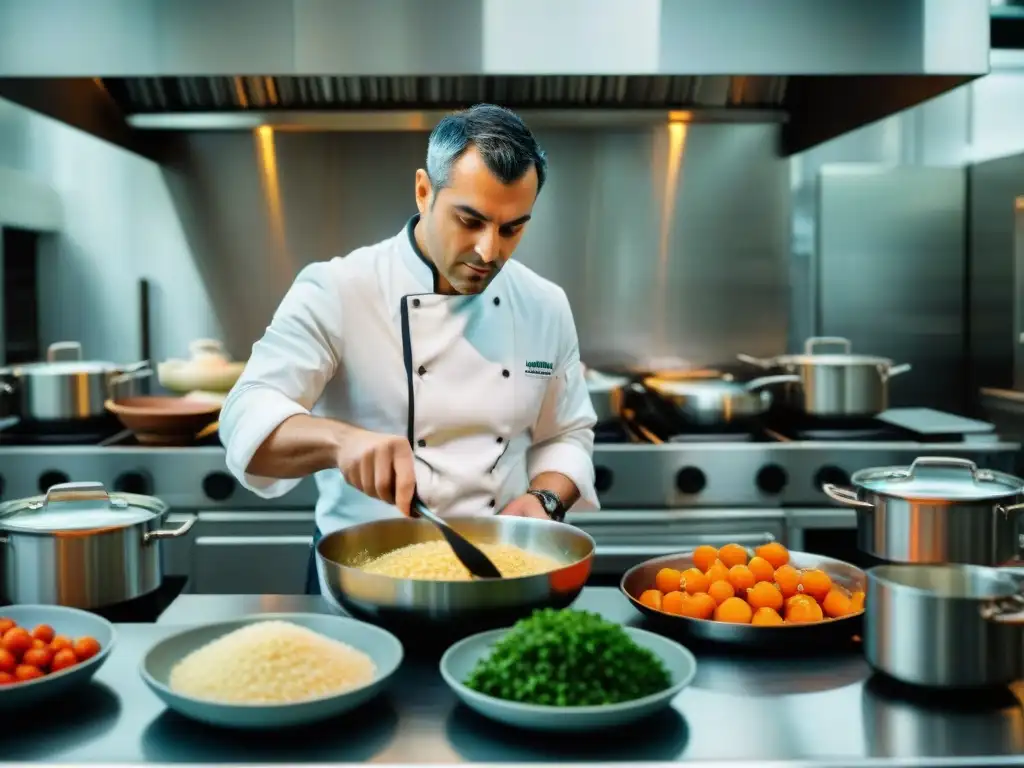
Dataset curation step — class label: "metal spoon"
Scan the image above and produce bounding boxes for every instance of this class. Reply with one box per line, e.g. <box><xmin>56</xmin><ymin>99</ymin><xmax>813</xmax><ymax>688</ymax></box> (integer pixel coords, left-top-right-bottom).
<box><xmin>411</xmin><ymin>493</ymin><xmax>502</xmax><ymax>579</ymax></box>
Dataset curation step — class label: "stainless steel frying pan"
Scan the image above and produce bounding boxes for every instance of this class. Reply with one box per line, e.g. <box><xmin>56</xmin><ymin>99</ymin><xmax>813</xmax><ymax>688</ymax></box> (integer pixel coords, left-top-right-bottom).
<box><xmin>639</xmin><ymin>373</ymin><xmax>799</xmax><ymax>426</ymax></box>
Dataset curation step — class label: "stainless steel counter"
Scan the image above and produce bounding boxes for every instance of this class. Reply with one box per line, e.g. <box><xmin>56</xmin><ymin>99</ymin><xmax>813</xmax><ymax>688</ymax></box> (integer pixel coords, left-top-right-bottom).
<box><xmin>6</xmin><ymin>588</ymin><xmax>1024</xmax><ymax>766</ymax></box>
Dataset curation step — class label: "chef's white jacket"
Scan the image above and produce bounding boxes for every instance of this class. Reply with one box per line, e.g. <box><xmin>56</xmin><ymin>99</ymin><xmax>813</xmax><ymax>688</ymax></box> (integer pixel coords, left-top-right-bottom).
<box><xmin>220</xmin><ymin>216</ymin><xmax>599</xmax><ymax>588</ymax></box>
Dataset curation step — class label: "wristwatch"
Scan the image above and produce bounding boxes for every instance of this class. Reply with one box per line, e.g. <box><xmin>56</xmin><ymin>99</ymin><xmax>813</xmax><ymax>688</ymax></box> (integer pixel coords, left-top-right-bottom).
<box><xmin>527</xmin><ymin>489</ymin><xmax>566</xmax><ymax>522</ymax></box>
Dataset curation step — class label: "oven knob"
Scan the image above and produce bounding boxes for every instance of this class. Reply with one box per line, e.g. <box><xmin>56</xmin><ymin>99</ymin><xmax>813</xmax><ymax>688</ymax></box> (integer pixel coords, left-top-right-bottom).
<box><xmin>39</xmin><ymin>471</ymin><xmax>70</xmax><ymax>494</ymax></box>
<box><xmin>114</xmin><ymin>471</ymin><xmax>152</xmax><ymax>496</ymax></box>
<box><xmin>203</xmin><ymin>472</ymin><xmax>236</xmax><ymax>501</ymax></box>
<box><xmin>756</xmin><ymin>464</ymin><xmax>788</xmax><ymax>495</ymax></box>
<box><xmin>595</xmin><ymin>466</ymin><xmax>614</xmax><ymax>494</ymax></box>
<box><xmin>815</xmin><ymin>465</ymin><xmax>850</xmax><ymax>490</ymax></box>
<box><xmin>676</xmin><ymin>467</ymin><xmax>706</xmax><ymax>495</ymax></box>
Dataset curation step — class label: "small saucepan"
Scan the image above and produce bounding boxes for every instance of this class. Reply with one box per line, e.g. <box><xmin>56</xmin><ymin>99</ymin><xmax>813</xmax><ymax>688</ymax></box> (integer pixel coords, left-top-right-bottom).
<box><xmin>637</xmin><ymin>373</ymin><xmax>799</xmax><ymax>427</ymax></box>
<box><xmin>737</xmin><ymin>336</ymin><xmax>911</xmax><ymax>418</ymax></box>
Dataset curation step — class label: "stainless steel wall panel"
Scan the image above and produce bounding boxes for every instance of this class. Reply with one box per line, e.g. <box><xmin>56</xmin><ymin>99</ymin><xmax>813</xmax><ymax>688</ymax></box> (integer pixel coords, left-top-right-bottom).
<box><xmin>816</xmin><ymin>165</ymin><xmax>967</xmax><ymax>411</ymax></box>
<box><xmin>160</xmin><ymin>123</ymin><xmax>790</xmax><ymax>368</ymax></box>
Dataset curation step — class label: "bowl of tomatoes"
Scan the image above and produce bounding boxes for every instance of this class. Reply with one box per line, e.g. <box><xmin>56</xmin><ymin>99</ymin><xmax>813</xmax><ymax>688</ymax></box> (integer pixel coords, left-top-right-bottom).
<box><xmin>0</xmin><ymin>605</ymin><xmax>115</xmax><ymax>709</ymax></box>
<box><xmin>620</xmin><ymin>542</ymin><xmax>867</xmax><ymax>650</ymax></box>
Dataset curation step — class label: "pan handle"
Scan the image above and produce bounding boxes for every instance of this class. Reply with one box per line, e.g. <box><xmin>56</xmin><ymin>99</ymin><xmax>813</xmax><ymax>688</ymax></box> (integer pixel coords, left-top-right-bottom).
<box><xmin>744</xmin><ymin>374</ymin><xmax>800</xmax><ymax>391</ymax></box>
<box><xmin>821</xmin><ymin>483</ymin><xmax>874</xmax><ymax>510</ymax></box>
<box><xmin>805</xmin><ymin>336</ymin><xmax>852</xmax><ymax>354</ymax></box>
<box><xmin>108</xmin><ymin>367</ymin><xmax>153</xmax><ymax>397</ymax></box>
<box><xmin>736</xmin><ymin>353</ymin><xmax>772</xmax><ymax>369</ymax></box>
<box><xmin>881</xmin><ymin>363</ymin><xmax>912</xmax><ymax>381</ymax></box>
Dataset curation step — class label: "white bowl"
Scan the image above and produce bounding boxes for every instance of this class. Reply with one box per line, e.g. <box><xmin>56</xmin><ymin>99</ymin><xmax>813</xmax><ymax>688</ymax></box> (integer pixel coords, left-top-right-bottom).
<box><xmin>440</xmin><ymin>625</ymin><xmax>696</xmax><ymax>732</ymax></box>
<box><xmin>0</xmin><ymin>605</ymin><xmax>116</xmax><ymax>710</ymax></box>
<box><xmin>139</xmin><ymin>613</ymin><xmax>403</xmax><ymax>730</ymax></box>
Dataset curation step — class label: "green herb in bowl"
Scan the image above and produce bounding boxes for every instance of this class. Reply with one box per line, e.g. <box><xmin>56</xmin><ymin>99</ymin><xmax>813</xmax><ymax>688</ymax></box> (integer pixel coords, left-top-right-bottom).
<box><xmin>463</xmin><ymin>608</ymin><xmax>672</xmax><ymax>707</ymax></box>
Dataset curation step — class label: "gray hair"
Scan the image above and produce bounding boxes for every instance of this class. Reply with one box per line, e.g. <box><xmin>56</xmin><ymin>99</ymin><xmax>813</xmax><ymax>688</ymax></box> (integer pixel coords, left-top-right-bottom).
<box><xmin>425</xmin><ymin>104</ymin><xmax>547</xmax><ymax>197</ymax></box>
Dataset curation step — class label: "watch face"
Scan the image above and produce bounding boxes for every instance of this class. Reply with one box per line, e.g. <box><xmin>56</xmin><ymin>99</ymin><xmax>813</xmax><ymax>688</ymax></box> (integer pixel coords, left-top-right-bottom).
<box><xmin>530</xmin><ymin>490</ymin><xmax>557</xmax><ymax>515</ymax></box>
<box><xmin>532</xmin><ymin>491</ymin><xmax>564</xmax><ymax>520</ymax></box>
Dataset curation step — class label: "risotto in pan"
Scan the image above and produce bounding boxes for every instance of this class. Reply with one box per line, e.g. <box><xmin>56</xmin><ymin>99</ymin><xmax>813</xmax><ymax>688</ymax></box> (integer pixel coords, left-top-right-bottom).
<box><xmin>358</xmin><ymin>540</ymin><xmax>560</xmax><ymax>581</ymax></box>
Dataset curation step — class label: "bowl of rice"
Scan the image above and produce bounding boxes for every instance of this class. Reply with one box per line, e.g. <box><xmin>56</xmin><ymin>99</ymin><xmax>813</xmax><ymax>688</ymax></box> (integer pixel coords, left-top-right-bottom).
<box><xmin>139</xmin><ymin>613</ymin><xmax>403</xmax><ymax>729</ymax></box>
<box><xmin>317</xmin><ymin>516</ymin><xmax>595</xmax><ymax>639</ymax></box>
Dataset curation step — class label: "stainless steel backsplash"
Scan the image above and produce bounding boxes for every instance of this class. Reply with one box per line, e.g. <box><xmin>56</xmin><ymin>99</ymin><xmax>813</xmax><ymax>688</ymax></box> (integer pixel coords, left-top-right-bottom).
<box><xmin>161</xmin><ymin>123</ymin><xmax>790</xmax><ymax>368</ymax></box>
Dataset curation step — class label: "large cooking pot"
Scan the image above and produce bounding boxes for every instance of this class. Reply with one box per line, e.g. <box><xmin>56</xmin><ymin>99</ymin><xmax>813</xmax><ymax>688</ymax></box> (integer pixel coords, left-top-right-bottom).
<box><xmin>638</xmin><ymin>373</ymin><xmax>799</xmax><ymax>427</ymax></box>
<box><xmin>0</xmin><ymin>341</ymin><xmax>150</xmax><ymax>428</ymax></box>
<box><xmin>0</xmin><ymin>481</ymin><xmax>195</xmax><ymax>608</ymax></box>
<box><xmin>822</xmin><ymin>457</ymin><xmax>1024</xmax><ymax>565</ymax></box>
<box><xmin>738</xmin><ymin>336</ymin><xmax>911</xmax><ymax>418</ymax></box>
<box><xmin>865</xmin><ymin>563</ymin><xmax>1024</xmax><ymax>688</ymax></box>
<box><xmin>317</xmin><ymin>516</ymin><xmax>594</xmax><ymax>640</ymax></box>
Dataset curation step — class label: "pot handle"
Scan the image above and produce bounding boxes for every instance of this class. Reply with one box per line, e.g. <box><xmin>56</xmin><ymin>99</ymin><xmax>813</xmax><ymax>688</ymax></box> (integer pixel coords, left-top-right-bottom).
<box><xmin>881</xmin><ymin>363</ymin><xmax>912</xmax><ymax>381</ymax></box>
<box><xmin>144</xmin><ymin>515</ymin><xmax>196</xmax><ymax>544</ymax></box>
<box><xmin>29</xmin><ymin>481</ymin><xmax>129</xmax><ymax>511</ymax></box>
<box><xmin>46</xmin><ymin>341</ymin><xmax>83</xmax><ymax>362</ymax></box>
<box><xmin>736</xmin><ymin>353</ymin><xmax>773</xmax><ymax>369</ymax></box>
<box><xmin>821</xmin><ymin>483</ymin><xmax>874</xmax><ymax>510</ymax></box>
<box><xmin>903</xmin><ymin>456</ymin><xmax>991</xmax><ymax>482</ymax></box>
<box><xmin>981</xmin><ymin>587</ymin><xmax>1024</xmax><ymax>625</ymax></box>
<box><xmin>805</xmin><ymin>336</ymin><xmax>852</xmax><ymax>354</ymax></box>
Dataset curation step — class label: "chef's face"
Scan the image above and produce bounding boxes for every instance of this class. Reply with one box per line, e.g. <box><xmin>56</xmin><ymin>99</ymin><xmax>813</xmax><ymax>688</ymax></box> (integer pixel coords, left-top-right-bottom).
<box><xmin>415</xmin><ymin>146</ymin><xmax>538</xmax><ymax>295</ymax></box>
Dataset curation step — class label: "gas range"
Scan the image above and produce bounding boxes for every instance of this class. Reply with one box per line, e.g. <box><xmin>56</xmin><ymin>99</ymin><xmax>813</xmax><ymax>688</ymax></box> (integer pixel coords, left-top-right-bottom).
<box><xmin>0</xmin><ymin>409</ymin><xmax>1015</xmax><ymax>590</ymax></box>
<box><xmin>589</xmin><ymin>406</ymin><xmax>1022</xmax><ymax>510</ymax></box>
<box><xmin>0</xmin><ymin>409</ymin><xmax>1016</xmax><ymax>513</ymax></box>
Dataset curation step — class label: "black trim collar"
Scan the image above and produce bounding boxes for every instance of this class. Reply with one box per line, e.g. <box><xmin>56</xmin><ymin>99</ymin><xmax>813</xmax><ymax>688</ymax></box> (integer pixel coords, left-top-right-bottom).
<box><xmin>405</xmin><ymin>214</ymin><xmax>441</xmax><ymax>293</ymax></box>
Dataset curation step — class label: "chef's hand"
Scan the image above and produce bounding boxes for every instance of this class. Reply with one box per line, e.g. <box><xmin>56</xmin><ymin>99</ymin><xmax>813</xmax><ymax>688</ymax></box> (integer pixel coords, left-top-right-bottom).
<box><xmin>500</xmin><ymin>493</ymin><xmax>549</xmax><ymax>519</ymax></box>
<box><xmin>336</xmin><ymin>429</ymin><xmax>416</xmax><ymax>516</ymax></box>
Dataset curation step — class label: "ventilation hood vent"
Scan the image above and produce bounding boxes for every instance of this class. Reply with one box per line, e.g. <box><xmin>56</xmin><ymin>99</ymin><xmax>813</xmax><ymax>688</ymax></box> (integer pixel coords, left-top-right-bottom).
<box><xmin>0</xmin><ymin>0</ymin><xmax>991</xmax><ymax>159</ymax></box>
<box><xmin>110</xmin><ymin>75</ymin><xmax>788</xmax><ymax>115</ymax></box>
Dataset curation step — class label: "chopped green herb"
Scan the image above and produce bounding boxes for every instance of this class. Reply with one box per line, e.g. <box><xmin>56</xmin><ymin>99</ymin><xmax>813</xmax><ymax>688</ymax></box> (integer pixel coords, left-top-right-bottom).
<box><xmin>464</xmin><ymin>608</ymin><xmax>672</xmax><ymax>707</ymax></box>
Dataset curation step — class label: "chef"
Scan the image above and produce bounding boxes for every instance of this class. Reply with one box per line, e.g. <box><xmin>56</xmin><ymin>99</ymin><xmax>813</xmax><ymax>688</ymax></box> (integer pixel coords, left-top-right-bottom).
<box><xmin>219</xmin><ymin>103</ymin><xmax>599</xmax><ymax>596</ymax></box>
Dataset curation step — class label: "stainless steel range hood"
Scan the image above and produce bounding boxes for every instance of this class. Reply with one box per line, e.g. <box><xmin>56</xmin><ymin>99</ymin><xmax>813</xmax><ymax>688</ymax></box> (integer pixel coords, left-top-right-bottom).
<box><xmin>0</xmin><ymin>0</ymin><xmax>991</xmax><ymax>160</ymax></box>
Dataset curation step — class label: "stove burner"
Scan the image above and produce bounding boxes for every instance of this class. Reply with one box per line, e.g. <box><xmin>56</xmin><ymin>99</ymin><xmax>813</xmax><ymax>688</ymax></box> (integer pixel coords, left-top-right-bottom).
<box><xmin>593</xmin><ymin>421</ymin><xmax>639</xmax><ymax>444</ymax></box>
<box><xmin>0</xmin><ymin>576</ymin><xmax>187</xmax><ymax>623</ymax></box>
<box><xmin>792</xmin><ymin>427</ymin><xmax>900</xmax><ymax>442</ymax></box>
<box><xmin>0</xmin><ymin>431</ymin><xmax>119</xmax><ymax>446</ymax></box>
<box><xmin>90</xmin><ymin>576</ymin><xmax>188</xmax><ymax>622</ymax></box>
<box><xmin>669</xmin><ymin>432</ymin><xmax>754</xmax><ymax>444</ymax></box>
<box><xmin>104</xmin><ymin>431</ymin><xmax>223</xmax><ymax>448</ymax></box>
<box><xmin>0</xmin><ymin>424</ymin><xmax>223</xmax><ymax>448</ymax></box>
<box><xmin>0</xmin><ymin>416</ymin><xmax>123</xmax><ymax>446</ymax></box>
<box><xmin>764</xmin><ymin>412</ymin><xmax>909</xmax><ymax>442</ymax></box>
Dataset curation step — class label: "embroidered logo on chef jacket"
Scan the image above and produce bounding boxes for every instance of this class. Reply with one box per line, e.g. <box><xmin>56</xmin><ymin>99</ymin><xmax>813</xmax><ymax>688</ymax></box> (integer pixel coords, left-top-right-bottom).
<box><xmin>524</xmin><ymin>360</ymin><xmax>554</xmax><ymax>379</ymax></box>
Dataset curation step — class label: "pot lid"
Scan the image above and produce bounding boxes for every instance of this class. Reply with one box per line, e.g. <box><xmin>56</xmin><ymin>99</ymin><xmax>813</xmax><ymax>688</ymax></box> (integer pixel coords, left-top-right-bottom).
<box><xmin>0</xmin><ymin>341</ymin><xmax>145</xmax><ymax>377</ymax></box>
<box><xmin>0</xmin><ymin>360</ymin><xmax>125</xmax><ymax>375</ymax></box>
<box><xmin>773</xmin><ymin>353</ymin><xmax>893</xmax><ymax>367</ymax></box>
<box><xmin>851</xmin><ymin>457</ymin><xmax>1024</xmax><ymax>501</ymax></box>
<box><xmin>750</xmin><ymin>337</ymin><xmax>894</xmax><ymax>368</ymax></box>
<box><xmin>0</xmin><ymin>481</ymin><xmax>167</xmax><ymax>533</ymax></box>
